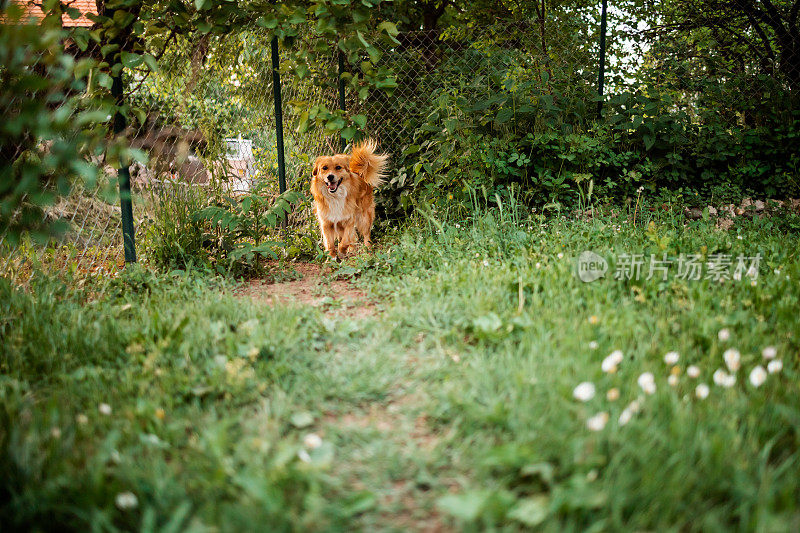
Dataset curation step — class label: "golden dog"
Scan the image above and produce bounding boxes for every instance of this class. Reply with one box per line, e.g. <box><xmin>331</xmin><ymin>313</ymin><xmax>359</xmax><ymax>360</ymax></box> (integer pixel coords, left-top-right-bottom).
<box><xmin>310</xmin><ymin>139</ymin><xmax>388</xmax><ymax>259</ymax></box>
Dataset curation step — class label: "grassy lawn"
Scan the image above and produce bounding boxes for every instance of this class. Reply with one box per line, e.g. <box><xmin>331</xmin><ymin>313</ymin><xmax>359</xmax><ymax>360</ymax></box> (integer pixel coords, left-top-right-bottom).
<box><xmin>2</xmin><ymin>205</ymin><xmax>800</xmax><ymax>531</ymax></box>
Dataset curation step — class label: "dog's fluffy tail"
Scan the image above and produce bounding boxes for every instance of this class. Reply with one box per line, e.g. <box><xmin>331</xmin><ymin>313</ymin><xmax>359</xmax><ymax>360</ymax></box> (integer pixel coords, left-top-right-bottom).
<box><xmin>350</xmin><ymin>138</ymin><xmax>389</xmax><ymax>187</ymax></box>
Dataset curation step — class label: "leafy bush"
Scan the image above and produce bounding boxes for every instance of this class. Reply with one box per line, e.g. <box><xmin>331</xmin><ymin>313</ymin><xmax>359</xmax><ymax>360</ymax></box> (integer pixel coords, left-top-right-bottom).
<box><xmin>143</xmin><ymin>183</ymin><xmax>305</xmax><ymax>276</ymax></box>
<box><xmin>0</xmin><ymin>10</ymin><xmax>130</xmax><ymax>246</ymax></box>
<box><xmin>371</xmin><ymin>23</ymin><xmax>800</xmax><ymax>218</ymax></box>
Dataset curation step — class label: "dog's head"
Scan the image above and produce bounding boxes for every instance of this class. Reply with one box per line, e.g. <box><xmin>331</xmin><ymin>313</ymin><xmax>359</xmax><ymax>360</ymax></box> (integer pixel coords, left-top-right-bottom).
<box><xmin>312</xmin><ymin>154</ymin><xmax>351</xmax><ymax>194</ymax></box>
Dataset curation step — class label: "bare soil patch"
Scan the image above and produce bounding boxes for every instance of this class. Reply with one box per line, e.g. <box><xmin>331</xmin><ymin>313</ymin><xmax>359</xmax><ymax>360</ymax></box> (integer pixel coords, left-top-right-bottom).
<box><xmin>235</xmin><ymin>261</ymin><xmax>377</xmax><ymax>318</ymax></box>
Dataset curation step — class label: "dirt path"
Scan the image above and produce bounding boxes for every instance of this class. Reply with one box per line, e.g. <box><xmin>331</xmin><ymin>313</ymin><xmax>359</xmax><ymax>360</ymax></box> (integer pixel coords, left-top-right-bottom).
<box><xmin>235</xmin><ymin>261</ymin><xmax>377</xmax><ymax>318</ymax></box>
<box><xmin>236</xmin><ymin>262</ymin><xmax>452</xmax><ymax>530</ymax></box>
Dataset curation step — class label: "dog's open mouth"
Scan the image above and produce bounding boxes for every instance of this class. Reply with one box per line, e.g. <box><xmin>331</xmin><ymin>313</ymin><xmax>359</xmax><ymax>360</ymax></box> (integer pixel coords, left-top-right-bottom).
<box><xmin>326</xmin><ymin>178</ymin><xmax>343</xmax><ymax>193</ymax></box>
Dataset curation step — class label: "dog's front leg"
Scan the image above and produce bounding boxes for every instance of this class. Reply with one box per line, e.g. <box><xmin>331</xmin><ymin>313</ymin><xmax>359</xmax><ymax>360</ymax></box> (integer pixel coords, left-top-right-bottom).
<box><xmin>321</xmin><ymin>221</ymin><xmax>337</xmax><ymax>258</ymax></box>
<box><xmin>337</xmin><ymin>223</ymin><xmax>356</xmax><ymax>259</ymax></box>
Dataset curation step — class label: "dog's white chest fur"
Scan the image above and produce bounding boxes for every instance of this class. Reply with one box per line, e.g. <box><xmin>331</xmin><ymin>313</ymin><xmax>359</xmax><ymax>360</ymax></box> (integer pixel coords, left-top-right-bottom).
<box><xmin>322</xmin><ymin>186</ymin><xmax>349</xmax><ymax>223</ymax></box>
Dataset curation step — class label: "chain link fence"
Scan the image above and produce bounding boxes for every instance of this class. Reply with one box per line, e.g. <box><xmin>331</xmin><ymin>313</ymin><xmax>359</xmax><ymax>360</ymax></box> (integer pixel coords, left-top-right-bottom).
<box><xmin>2</xmin><ymin>4</ymin><xmax>798</xmax><ymax>284</ymax></box>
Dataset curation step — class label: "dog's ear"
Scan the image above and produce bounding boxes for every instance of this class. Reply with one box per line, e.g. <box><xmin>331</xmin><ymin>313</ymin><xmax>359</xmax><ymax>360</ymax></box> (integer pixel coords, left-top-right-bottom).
<box><xmin>312</xmin><ymin>157</ymin><xmax>323</xmax><ymax>177</ymax></box>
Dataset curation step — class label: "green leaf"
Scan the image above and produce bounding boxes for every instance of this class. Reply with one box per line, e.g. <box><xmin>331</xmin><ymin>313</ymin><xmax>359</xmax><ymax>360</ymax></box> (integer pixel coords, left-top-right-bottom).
<box><xmin>376</xmin><ymin>21</ymin><xmax>400</xmax><ymax>37</ymax></box>
<box><xmin>495</xmin><ymin>108</ymin><xmax>514</xmax><ymax>124</ymax></box>
<box><xmin>473</xmin><ymin>313</ymin><xmax>502</xmax><ymax>333</ymax></box>
<box><xmin>351</xmin><ymin>114</ymin><xmax>367</xmax><ymax>129</ymax></box>
<box><xmin>437</xmin><ymin>491</ymin><xmax>489</xmax><ymax>522</ymax></box>
<box><xmin>356</xmin><ymin>30</ymin><xmax>370</xmax><ymax>49</ymax></box>
<box><xmin>508</xmin><ymin>496</ymin><xmax>550</xmax><ymax>527</ymax></box>
<box><xmin>142</xmin><ymin>53</ymin><xmax>159</xmax><ymax>72</ymax></box>
<box><xmin>341</xmin><ymin>127</ymin><xmax>356</xmax><ymax>140</ymax></box>
<box><xmin>257</xmin><ymin>14</ymin><xmax>279</xmax><ymax>29</ymax></box>
<box><xmin>290</xmin><ymin>412</ymin><xmax>314</xmax><ymax>428</ymax></box>
<box><xmin>120</xmin><ymin>52</ymin><xmax>143</xmax><ymax>69</ymax></box>
<box><xmin>194</xmin><ymin>0</ymin><xmax>211</xmax><ymax>10</ymax></box>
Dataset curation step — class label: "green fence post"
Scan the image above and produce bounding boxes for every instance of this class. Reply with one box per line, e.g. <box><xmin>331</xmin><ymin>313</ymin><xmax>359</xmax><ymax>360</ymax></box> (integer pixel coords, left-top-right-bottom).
<box><xmin>597</xmin><ymin>0</ymin><xmax>608</xmax><ymax>119</ymax></box>
<box><xmin>111</xmin><ymin>73</ymin><xmax>137</xmax><ymax>264</ymax></box>
<box><xmin>271</xmin><ymin>36</ymin><xmax>287</xmax><ymax>194</ymax></box>
<box><xmin>337</xmin><ymin>50</ymin><xmax>347</xmax><ymax>152</ymax></box>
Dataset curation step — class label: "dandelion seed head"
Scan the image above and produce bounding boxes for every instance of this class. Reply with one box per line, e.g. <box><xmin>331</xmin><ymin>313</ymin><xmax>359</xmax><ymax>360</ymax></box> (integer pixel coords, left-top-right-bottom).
<box><xmin>98</xmin><ymin>403</ymin><xmax>112</xmax><ymax>416</ymax></box>
<box><xmin>664</xmin><ymin>351</ymin><xmax>680</xmax><ymax>365</ymax></box>
<box><xmin>589</xmin><ymin>340</ymin><xmax>599</xmax><ymax>350</ymax></box>
<box><xmin>767</xmin><ymin>359</ymin><xmax>783</xmax><ymax>374</ymax></box>
<box><xmin>718</xmin><ymin>328</ymin><xmax>731</xmax><ymax>342</ymax></box>
<box><xmin>749</xmin><ymin>365</ymin><xmax>767</xmax><ymax>387</ymax></box>
<box><xmin>586</xmin><ymin>412</ymin><xmax>609</xmax><ymax>431</ymax></box>
<box><xmin>695</xmin><ymin>383</ymin><xmax>710</xmax><ymax>399</ymax></box>
<box><xmin>668</xmin><ymin>374</ymin><xmax>679</xmax><ymax>387</ymax></box>
<box><xmin>602</xmin><ymin>350</ymin><xmax>623</xmax><ymax>373</ymax></box>
<box><xmin>618</xmin><ymin>408</ymin><xmax>633</xmax><ymax>426</ymax></box>
<box><xmin>303</xmin><ymin>433</ymin><xmax>323</xmax><ymax>450</ymax></box>
<box><xmin>723</xmin><ymin>349</ymin><xmax>741</xmax><ymax>372</ymax></box>
<box><xmin>762</xmin><ymin>346</ymin><xmax>777</xmax><ymax>359</ymax></box>
<box><xmin>687</xmin><ymin>365</ymin><xmax>701</xmax><ymax>378</ymax></box>
<box><xmin>115</xmin><ymin>492</ymin><xmax>138</xmax><ymax>511</ymax></box>
<box><xmin>573</xmin><ymin>382</ymin><xmax>596</xmax><ymax>402</ymax></box>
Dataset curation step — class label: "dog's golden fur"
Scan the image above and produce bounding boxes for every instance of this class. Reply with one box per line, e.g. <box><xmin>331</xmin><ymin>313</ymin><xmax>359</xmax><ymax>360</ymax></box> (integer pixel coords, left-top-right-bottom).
<box><xmin>310</xmin><ymin>139</ymin><xmax>388</xmax><ymax>258</ymax></box>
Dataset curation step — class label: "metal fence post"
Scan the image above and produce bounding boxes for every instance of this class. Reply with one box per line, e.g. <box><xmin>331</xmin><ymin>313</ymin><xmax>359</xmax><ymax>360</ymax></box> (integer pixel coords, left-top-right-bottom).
<box><xmin>111</xmin><ymin>73</ymin><xmax>137</xmax><ymax>264</ymax></box>
<box><xmin>337</xmin><ymin>50</ymin><xmax>347</xmax><ymax>152</ymax></box>
<box><xmin>270</xmin><ymin>36</ymin><xmax>287</xmax><ymax>194</ymax></box>
<box><xmin>597</xmin><ymin>0</ymin><xmax>608</xmax><ymax>118</ymax></box>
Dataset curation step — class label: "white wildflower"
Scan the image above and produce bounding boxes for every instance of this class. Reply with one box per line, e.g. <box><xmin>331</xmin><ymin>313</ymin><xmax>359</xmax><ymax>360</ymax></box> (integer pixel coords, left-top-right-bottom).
<box><xmin>586</xmin><ymin>412</ymin><xmax>609</xmax><ymax>431</ymax></box>
<box><xmin>573</xmin><ymin>382</ymin><xmax>596</xmax><ymax>402</ymax></box>
<box><xmin>297</xmin><ymin>449</ymin><xmax>312</xmax><ymax>463</ymax></box>
<box><xmin>589</xmin><ymin>341</ymin><xmax>599</xmax><ymax>350</ymax></box>
<box><xmin>695</xmin><ymin>383</ymin><xmax>710</xmax><ymax>399</ymax></box>
<box><xmin>303</xmin><ymin>433</ymin><xmax>323</xmax><ymax>450</ymax></box>
<box><xmin>601</xmin><ymin>350</ymin><xmax>624</xmax><ymax>373</ymax></box>
<box><xmin>76</xmin><ymin>414</ymin><xmax>89</xmax><ymax>425</ymax></box>
<box><xmin>761</xmin><ymin>346</ymin><xmax>777</xmax><ymax>360</ymax></box>
<box><xmin>50</xmin><ymin>427</ymin><xmax>61</xmax><ymax>439</ymax></box>
<box><xmin>687</xmin><ymin>365</ymin><xmax>701</xmax><ymax>378</ymax></box>
<box><xmin>618</xmin><ymin>407</ymin><xmax>633</xmax><ymax>426</ymax></box>
<box><xmin>723</xmin><ymin>349</ymin><xmax>741</xmax><ymax>372</ymax></box>
<box><xmin>767</xmin><ymin>359</ymin><xmax>783</xmax><ymax>374</ymax></box>
<box><xmin>663</xmin><ymin>351</ymin><xmax>680</xmax><ymax>365</ymax></box>
<box><xmin>638</xmin><ymin>372</ymin><xmax>656</xmax><ymax>395</ymax></box>
<box><xmin>713</xmin><ymin>369</ymin><xmax>736</xmax><ymax>388</ymax></box>
<box><xmin>557</xmin><ymin>252</ymin><xmax>564</xmax><ymax>259</ymax></box>
<box><xmin>749</xmin><ymin>366</ymin><xmax>767</xmax><ymax>387</ymax></box>
<box><xmin>482</xmin><ymin>259</ymin><xmax>489</xmax><ymax>267</ymax></box>
<box><xmin>668</xmin><ymin>374</ymin><xmax>679</xmax><ymax>387</ymax></box>
<box><xmin>115</xmin><ymin>492</ymin><xmax>138</xmax><ymax>511</ymax></box>
<box><xmin>606</xmin><ymin>388</ymin><xmax>620</xmax><ymax>401</ymax></box>
<box><xmin>718</xmin><ymin>328</ymin><xmax>731</xmax><ymax>342</ymax></box>
<box><xmin>98</xmin><ymin>403</ymin><xmax>112</xmax><ymax>416</ymax></box>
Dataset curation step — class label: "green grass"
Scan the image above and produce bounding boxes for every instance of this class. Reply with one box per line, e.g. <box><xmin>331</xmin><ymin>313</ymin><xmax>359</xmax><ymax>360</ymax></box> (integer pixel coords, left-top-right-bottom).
<box><xmin>2</xmin><ymin>204</ymin><xmax>800</xmax><ymax>531</ymax></box>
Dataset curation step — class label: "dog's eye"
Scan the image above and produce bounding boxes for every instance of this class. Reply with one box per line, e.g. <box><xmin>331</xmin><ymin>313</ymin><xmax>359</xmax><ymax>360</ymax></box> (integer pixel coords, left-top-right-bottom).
<box><xmin>322</xmin><ymin>166</ymin><xmax>328</xmax><ymax>170</ymax></box>
<box><xmin>335</xmin><ymin>166</ymin><xmax>342</xmax><ymax>170</ymax></box>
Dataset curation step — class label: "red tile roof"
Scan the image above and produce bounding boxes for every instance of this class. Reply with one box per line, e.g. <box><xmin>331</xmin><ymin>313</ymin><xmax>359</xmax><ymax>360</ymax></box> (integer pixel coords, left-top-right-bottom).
<box><xmin>12</xmin><ymin>0</ymin><xmax>97</xmax><ymax>27</ymax></box>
